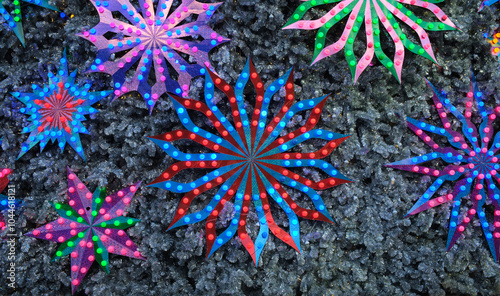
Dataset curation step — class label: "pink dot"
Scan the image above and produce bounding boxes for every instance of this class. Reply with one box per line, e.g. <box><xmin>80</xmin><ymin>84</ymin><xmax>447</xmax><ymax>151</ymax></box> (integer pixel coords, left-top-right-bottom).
<box><xmin>118</xmin><ymin>191</ymin><xmax>124</xmax><ymax>197</ymax></box>
<box><xmin>88</xmin><ymin>255</ymin><xmax>95</xmax><ymax>262</ymax></box>
<box><xmin>126</xmin><ymin>240</ymin><xmax>132</xmax><ymax>246</ymax></box>
<box><xmin>58</xmin><ymin>218</ymin><xmax>64</xmax><ymax>224</ymax></box>
<box><xmin>45</xmin><ymin>224</ymin><xmax>52</xmax><ymax>230</ymax></box>
<box><xmin>80</xmin><ymin>267</ymin><xmax>87</xmax><ymax>274</ymax></box>
<box><xmin>71</xmin><ymin>265</ymin><xmax>78</xmax><ymax>272</ymax></box>
<box><xmin>124</xmin><ymin>198</ymin><xmax>131</xmax><ymax>204</ymax></box>
<box><xmin>71</xmin><ymin>252</ymin><xmax>78</xmax><ymax>258</ymax></box>
<box><xmin>108</xmin><ymin>246</ymin><xmax>115</xmax><ymax>252</ymax></box>
<box><xmin>86</xmin><ymin>192</ymin><xmax>92</xmax><ymax>199</ymax></box>
<box><xmin>134</xmin><ymin>251</ymin><xmax>141</xmax><ymax>257</ymax></box>
<box><xmin>106</xmin><ymin>196</ymin><xmax>112</xmax><ymax>203</ymax></box>
<box><xmin>105</xmin><ymin>229</ymin><xmax>111</xmax><ymax>235</ymax></box>
<box><xmin>45</xmin><ymin>233</ymin><xmax>53</xmax><ymax>239</ymax></box>
<box><xmin>70</xmin><ymin>230</ymin><xmax>77</xmax><ymax>236</ymax></box>
<box><xmin>86</xmin><ymin>242</ymin><xmax>93</xmax><ymax>248</ymax></box>
<box><xmin>72</xmin><ymin>280</ymin><xmax>79</xmax><ymax>286</ymax></box>
<box><xmin>118</xmin><ymin>230</ymin><xmax>125</xmax><ymax>236</ymax></box>
<box><xmin>58</xmin><ymin>236</ymin><xmax>65</xmax><ymax>242</ymax></box>
<box><xmin>121</xmin><ymin>249</ymin><xmax>127</xmax><ymax>255</ymax></box>
<box><xmin>69</xmin><ymin>187</ymin><xmax>75</xmax><ymax>193</ymax></box>
<box><xmin>33</xmin><ymin>230</ymin><xmax>40</xmax><ymax>236</ymax></box>
<box><xmin>104</xmin><ymin>214</ymin><xmax>111</xmax><ymax>220</ymax></box>
<box><xmin>130</xmin><ymin>186</ymin><xmax>137</xmax><ymax>192</ymax></box>
<box><xmin>69</xmin><ymin>174</ymin><xmax>76</xmax><ymax>180</ymax></box>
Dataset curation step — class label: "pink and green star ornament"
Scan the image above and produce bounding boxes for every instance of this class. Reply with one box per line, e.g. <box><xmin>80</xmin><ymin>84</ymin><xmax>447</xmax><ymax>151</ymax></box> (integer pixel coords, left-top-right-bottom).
<box><xmin>283</xmin><ymin>0</ymin><xmax>457</xmax><ymax>83</ymax></box>
<box><xmin>12</xmin><ymin>50</ymin><xmax>112</xmax><ymax>161</ymax></box>
<box><xmin>25</xmin><ymin>168</ymin><xmax>145</xmax><ymax>294</ymax></box>
<box><xmin>0</xmin><ymin>0</ymin><xmax>59</xmax><ymax>46</ymax></box>
<box><xmin>386</xmin><ymin>74</ymin><xmax>500</xmax><ymax>263</ymax></box>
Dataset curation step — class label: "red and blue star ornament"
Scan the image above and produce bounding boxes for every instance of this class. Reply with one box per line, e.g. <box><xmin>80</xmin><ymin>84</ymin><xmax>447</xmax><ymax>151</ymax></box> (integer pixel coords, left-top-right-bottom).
<box><xmin>0</xmin><ymin>0</ymin><xmax>59</xmax><ymax>46</ymax></box>
<box><xmin>78</xmin><ymin>0</ymin><xmax>229</xmax><ymax>113</ymax></box>
<box><xmin>25</xmin><ymin>168</ymin><xmax>144</xmax><ymax>294</ymax></box>
<box><xmin>12</xmin><ymin>50</ymin><xmax>112</xmax><ymax>161</ymax></box>
<box><xmin>386</xmin><ymin>73</ymin><xmax>500</xmax><ymax>263</ymax></box>
<box><xmin>148</xmin><ymin>57</ymin><xmax>352</xmax><ymax>265</ymax></box>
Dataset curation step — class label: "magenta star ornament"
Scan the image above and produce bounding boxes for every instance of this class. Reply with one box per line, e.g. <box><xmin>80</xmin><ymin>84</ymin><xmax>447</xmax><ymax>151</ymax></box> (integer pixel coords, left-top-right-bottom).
<box><xmin>148</xmin><ymin>57</ymin><xmax>352</xmax><ymax>265</ymax></box>
<box><xmin>25</xmin><ymin>168</ymin><xmax>145</xmax><ymax>294</ymax></box>
<box><xmin>12</xmin><ymin>50</ymin><xmax>112</xmax><ymax>161</ymax></box>
<box><xmin>386</xmin><ymin>74</ymin><xmax>500</xmax><ymax>263</ymax></box>
<box><xmin>77</xmin><ymin>0</ymin><xmax>230</xmax><ymax>113</ymax></box>
<box><xmin>283</xmin><ymin>0</ymin><xmax>457</xmax><ymax>83</ymax></box>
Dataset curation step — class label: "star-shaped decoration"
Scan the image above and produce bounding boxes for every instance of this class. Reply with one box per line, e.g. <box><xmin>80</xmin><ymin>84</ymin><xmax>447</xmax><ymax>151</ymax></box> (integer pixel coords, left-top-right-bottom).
<box><xmin>78</xmin><ymin>0</ymin><xmax>229</xmax><ymax>113</ymax></box>
<box><xmin>0</xmin><ymin>0</ymin><xmax>59</xmax><ymax>46</ymax></box>
<box><xmin>12</xmin><ymin>50</ymin><xmax>112</xmax><ymax>160</ymax></box>
<box><xmin>25</xmin><ymin>168</ymin><xmax>145</xmax><ymax>293</ymax></box>
<box><xmin>283</xmin><ymin>0</ymin><xmax>457</xmax><ymax>83</ymax></box>
<box><xmin>148</xmin><ymin>57</ymin><xmax>352</xmax><ymax>264</ymax></box>
<box><xmin>386</xmin><ymin>74</ymin><xmax>500</xmax><ymax>263</ymax></box>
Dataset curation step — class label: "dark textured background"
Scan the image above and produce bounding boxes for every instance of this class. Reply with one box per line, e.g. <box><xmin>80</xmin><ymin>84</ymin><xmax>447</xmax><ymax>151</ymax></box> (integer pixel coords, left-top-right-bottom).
<box><xmin>1</xmin><ymin>0</ymin><xmax>499</xmax><ymax>295</ymax></box>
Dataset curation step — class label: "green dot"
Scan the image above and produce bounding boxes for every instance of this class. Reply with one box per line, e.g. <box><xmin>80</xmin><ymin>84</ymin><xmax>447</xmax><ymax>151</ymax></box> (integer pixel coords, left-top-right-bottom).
<box><xmin>318</xmin><ymin>32</ymin><xmax>325</xmax><ymax>38</ymax></box>
<box><xmin>92</xmin><ymin>235</ymin><xmax>98</xmax><ymax>242</ymax></box>
<box><xmin>353</xmin><ymin>26</ymin><xmax>359</xmax><ymax>33</ymax></box>
<box><xmin>96</xmin><ymin>197</ymin><xmax>101</xmax><ymax>204</ymax></box>
<box><xmin>77</xmin><ymin>217</ymin><xmax>83</xmax><ymax>223</ymax></box>
<box><xmin>101</xmin><ymin>222</ymin><xmax>107</xmax><ymax>227</ymax></box>
<box><xmin>293</xmin><ymin>14</ymin><xmax>300</xmax><ymax>20</ymax></box>
<box><xmin>56</xmin><ymin>251</ymin><xmax>62</xmax><ymax>257</ymax></box>
<box><xmin>335</xmin><ymin>15</ymin><xmax>341</xmax><ymax>21</ymax></box>
<box><xmin>323</xmin><ymin>0</ymin><xmax>329</xmax><ymax>3</ymax></box>
<box><xmin>14</xmin><ymin>9</ymin><xmax>20</xmax><ymax>15</ymax></box>
<box><xmin>400</xmin><ymin>34</ymin><xmax>406</xmax><ymax>40</ymax></box>
<box><xmin>416</xmin><ymin>19</ymin><xmax>422</xmax><ymax>24</ymax></box>
<box><xmin>346</xmin><ymin>50</ymin><xmax>353</xmax><ymax>56</ymax></box>
<box><xmin>397</xmin><ymin>3</ymin><xmax>403</xmax><ymax>8</ymax></box>
<box><xmin>378</xmin><ymin>55</ymin><xmax>385</xmax><ymax>60</ymax></box>
<box><xmin>97</xmin><ymin>248</ymin><xmax>103</xmax><ymax>254</ymax></box>
<box><xmin>374</xmin><ymin>30</ymin><xmax>380</xmax><ymax>36</ymax></box>
<box><xmin>114</xmin><ymin>220</ymin><xmax>120</xmax><ymax>226</ymax></box>
<box><xmin>311</xmin><ymin>0</ymin><xmax>317</xmax><ymax>5</ymax></box>
<box><xmin>325</xmin><ymin>22</ymin><xmax>332</xmax><ymax>29</ymax></box>
<box><xmin>439</xmin><ymin>23</ymin><xmax>445</xmax><ymax>29</ymax></box>
<box><xmin>55</xmin><ymin>204</ymin><xmax>62</xmax><ymax>210</ymax></box>
<box><xmin>127</xmin><ymin>218</ymin><xmax>133</xmax><ymax>225</ymax></box>
<box><xmin>428</xmin><ymin>23</ymin><xmax>434</xmax><ymax>29</ymax></box>
<box><xmin>356</xmin><ymin>16</ymin><xmax>362</xmax><ymax>23</ymax></box>
<box><xmin>78</xmin><ymin>232</ymin><xmax>84</xmax><ymax>238</ymax></box>
<box><xmin>316</xmin><ymin>43</ymin><xmax>323</xmax><ymax>49</ymax></box>
<box><xmin>406</xmin><ymin>11</ymin><xmax>412</xmax><ymax>17</ymax></box>
<box><xmin>375</xmin><ymin>42</ymin><xmax>381</xmax><ymax>48</ymax></box>
<box><xmin>347</xmin><ymin>38</ymin><xmax>354</xmax><ymax>44</ymax></box>
<box><xmin>409</xmin><ymin>43</ymin><xmax>415</xmax><ymax>50</ymax></box>
<box><xmin>387</xmin><ymin>14</ymin><xmax>393</xmax><ymax>20</ymax></box>
<box><xmin>373</xmin><ymin>19</ymin><xmax>379</xmax><ymax>25</ymax></box>
<box><xmin>418</xmin><ymin>48</ymin><xmax>425</xmax><ymax>54</ymax></box>
<box><xmin>66</xmin><ymin>210</ymin><xmax>72</xmax><ymax>216</ymax></box>
<box><xmin>68</xmin><ymin>241</ymin><xmax>74</xmax><ymax>247</ymax></box>
<box><xmin>14</xmin><ymin>16</ymin><xmax>20</xmax><ymax>22</ymax></box>
<box><xmin>92</xmin><ymin>210</ymin><xmax>97</xmax><ymax>216</ymax></box>
<box><xmin>349</xmin><ymin>60</ymin><xmax>356</xmax><ymax>66</ymax></box>
<box><xmin>101</xmin><ymin>261</ymin><xmax>107</xmax><ymax>267</ymax></box>
<box><xmin>343</xmin><ymin>8</ymin><xmax>349</xmax><ymax>13</ymax></box>
<box><xmin>393</xmin><ymin>23</ymin><xmax>399</xmax><ymax>29</ymax></box>
<box><xmin>387</xmin><ymin>61</ymin><xmax>394</xmax><ymax>68</ymax></box>
<box><xmin>13</xmin><ymin>0</ymin><xmax>19</xmax><ymax>5</ymax></box>
<box><xmin>299</xmin><ymin>5</ymin><xmax>306</xmax><ymax>12</ymax></box>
